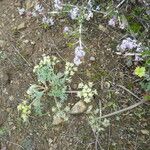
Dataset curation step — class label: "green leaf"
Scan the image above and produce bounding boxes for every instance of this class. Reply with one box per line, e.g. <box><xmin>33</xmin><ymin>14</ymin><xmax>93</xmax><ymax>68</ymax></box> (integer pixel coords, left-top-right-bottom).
<box><xmin>144</xmin><ymin>95</ymin><xmax>150</xmax><ymax>101</ymax></box>
<box><xmin>142</xmin><ymin>50</ymin><xmax>150</xmax><ymax>57</ymax></box>
<box><xmin>134</xmin><ymin>66</ymin><xmax>146</xmax><ymax>77</ymax></box>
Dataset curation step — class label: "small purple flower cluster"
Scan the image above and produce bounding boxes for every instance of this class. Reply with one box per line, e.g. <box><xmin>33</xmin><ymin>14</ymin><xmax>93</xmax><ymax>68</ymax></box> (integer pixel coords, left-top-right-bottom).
<box><xmin>74</xmin><ymin>46</ymin><xmax>85</xmax><ymax>66</ymax></box>
<box><xmin>108</xmin><ymin>16</ymin><xmax>127</xmax><ymax>29</ymax></box>
<box><xmin>117</xmin><ymin>37</ymin><xmax>143</xmax><ymax>61</ymax></box>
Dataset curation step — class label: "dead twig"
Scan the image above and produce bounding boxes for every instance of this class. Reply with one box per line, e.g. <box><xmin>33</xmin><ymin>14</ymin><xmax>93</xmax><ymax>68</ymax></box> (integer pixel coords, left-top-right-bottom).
<box><xmin>100</xmin><ymin>99</ymin><xmax>146</xmax><ymax>119</ymax></box>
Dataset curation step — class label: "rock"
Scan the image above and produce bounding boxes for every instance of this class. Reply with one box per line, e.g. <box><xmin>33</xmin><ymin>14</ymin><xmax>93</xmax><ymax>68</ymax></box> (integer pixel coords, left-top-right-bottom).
<box><xmin>23</xmin><ymin>39</ymin><xmax>29</xmax><ymax>44</ymax></box>
<box><xmin>31</xmin><ymin>41</ymin><xmax>35</xmax><ymax>45</ymax></box>
<box><xmin>72</xmin><ymin>84</ymin><xmax>78</xmax><ymax>89</ymax></box>
<box><xmin>98</xmin><ymin>24</ymin><xmax>109</xmax><ymax>33</ymax></box>
<box><xmin>52</xmin><ymin>116</ymin><xmax>64</xmax><ymax>125</ymax></box>
<box><xmin>90</xmin><ymin>56</ymin><xmax>95</xmax><ymax>61</ymax></box>
<box><xmin>141</xmin><ymin>130</ymin><xmax>149</xmax><ymax>135</ymax></box>
<box><xmin>25</xmin><ymin>0</ymin><xmax>36</xmax><ymax>10</ymax></box>
<box><xmin>70</xmin><ymin>101</ymin><xmax>87</xmax><ymax>115</ymax></box>
<box><xmin>17</xmin><ymin>22</ymin><xmax>26</xmax><ymax>30</ymax></box>
<box><xmin>0</xmin><ymin>40</ymin><xmax>6</xmax><ymax>48</ymax></box>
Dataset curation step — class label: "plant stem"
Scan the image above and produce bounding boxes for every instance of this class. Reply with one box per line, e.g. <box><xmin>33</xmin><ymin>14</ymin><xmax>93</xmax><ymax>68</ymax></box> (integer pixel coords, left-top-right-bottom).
<box><xmin>66</xmin><ymin>91</ymin><xmax>78</xmax><ymax>94</ymax></box>
<box><xmin>79</xmin><ymin>23</ymin><xmax>82</xmax><ymax>47</ymax></box>
<box><xmin>99</xmin><ymin>99</ymin><xmax>146</xmax><ymax>119</ymax></box>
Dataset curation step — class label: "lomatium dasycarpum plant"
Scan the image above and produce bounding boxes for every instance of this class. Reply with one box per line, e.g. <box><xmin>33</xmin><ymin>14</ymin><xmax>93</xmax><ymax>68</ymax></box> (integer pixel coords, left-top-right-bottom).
<box><xmin>17</xmin><ymin>55</ymin><xmax>109</xmax><ymax>132</ymax></box>
<box><xmin>18</xmin><ymin>55</ymin><xmax>103</xmax><ymax>129</ymax></box>
<box><xmin>18</xmin><ymin>55</ymin><xmax>77</xmax><ymax>121</ymax></box>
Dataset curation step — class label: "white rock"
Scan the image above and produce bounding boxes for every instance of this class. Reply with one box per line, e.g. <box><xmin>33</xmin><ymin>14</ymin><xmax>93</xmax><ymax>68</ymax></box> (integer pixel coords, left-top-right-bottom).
<box><xmin>70</xmin><ymin>101</ymin><xmax>86</xmax><ymax>115</ymax></box>
<box><xmin>90</xmin><ymin>56</ymin><xmax>95</xmax><ymax>61</ymax></box>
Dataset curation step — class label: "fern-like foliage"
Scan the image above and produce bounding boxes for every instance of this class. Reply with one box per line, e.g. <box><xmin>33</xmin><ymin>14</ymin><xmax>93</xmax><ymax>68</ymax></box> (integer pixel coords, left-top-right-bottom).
<box><xmin>27</xmin><ymin>84</ymin><xmax>44</xmax><ymax>115</ymax></box>
<box><xmin>20</xmin><ymin>55</ymin><xmax>77</xmax><ymax>118</ymax></box>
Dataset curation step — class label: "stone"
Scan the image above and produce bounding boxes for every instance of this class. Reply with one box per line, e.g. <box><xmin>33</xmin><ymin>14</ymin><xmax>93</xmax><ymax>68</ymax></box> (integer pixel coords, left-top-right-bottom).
<box><xmin>23</xmin><ymin>39</ymin><xmax>29</xmax><ymax>44</ymax></box>
<box><xmin>17</xmin><ymin>22</ymin><xmax>26</xmax><ymax>30</ymax></box>
<box><xmin>141</xmin><ymin>130</ymin><xmax>149</xmax><ymax>135</ymax></box>
<box><xmin>25</xmin><ymin>0</ymin><xmax>36</xmax><ymax>10</ymax></box>
<box><xmin>98</xmin><ymin>24</ymin><xmax>109</xmax><ymax>33</ymax></box>
<box><xmin>90</xmin><ymin>56</ymin><xmax>95</xmax><ymax>61</ymax></box>
<box><xmin>70</xmin><ymin>101</ymin><xmax>87</xmax><ymax>115</ymax></box>
<box><xmin>0</xmin><ymin>40</ymin><xmax>6</xmax><ymax>48</ymax></box>
<box><xmin>52</xmin><ymin>116</ymin><xmax>64</xmax><ymax>125</ymax></box>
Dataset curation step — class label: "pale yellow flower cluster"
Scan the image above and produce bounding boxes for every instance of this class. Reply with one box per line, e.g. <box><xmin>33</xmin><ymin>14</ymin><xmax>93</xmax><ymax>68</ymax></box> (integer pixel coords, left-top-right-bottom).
<box><xmin>33</xmin><ymin>55</ymin><xmax>60</xmax><ymax>73</ymax></box>
<box><xmin>64</xmin><ymin>62</ymin><xmax>78</xmax><ymax>76</ymax></box>
<box><xmin>17</xmin><ymin>100</ymin><xmax>31</xmax><ymax>122</ymax></box>
<box><xmin>77</xmin><ymin>82</ymin><xmax>97</xmax><ymax>103</ymax></box>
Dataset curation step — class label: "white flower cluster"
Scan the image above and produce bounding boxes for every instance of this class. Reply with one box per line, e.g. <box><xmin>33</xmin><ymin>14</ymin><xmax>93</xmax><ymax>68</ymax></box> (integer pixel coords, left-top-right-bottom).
<box><xmin>64</xmin><ymin>62</ymin><xmax>78</xmax><ymax>76</ymax></box>
<box><xmin>54</xmin><ymin>0</ymin><xmax>63</xmax><ymax>10</ymax></box>
<box><xmin>42</xmin><ymin>16</ymin><xmax>54</xmax><ymax>26</ymax></box>
<box><xmin>33</xmin><ymin>55</ymin><xmax>59</xmax><ymax>73</ymax></box>
<box><xmin>73</xmin><ymin>46</ymin><xmax>86</xmax><ymax>66</ymax></box>
<box><xmin>117</xmin><ymin>37</ymin><xmax>143</xmax><ymax>52</ymax></box>
<box><xmin>52</xmin><ymin>102</ymin><xmax>70</xmax><ymax>122</ymax></box>
<box><xmin>77</xmin><ymin>82</ymin><xmax>97</xmax><ymax>103</ymax></box>
<box><xmin>89</xmin><ymin>115</ymin><xmax>110</xmax><ymax>132</ymax></box>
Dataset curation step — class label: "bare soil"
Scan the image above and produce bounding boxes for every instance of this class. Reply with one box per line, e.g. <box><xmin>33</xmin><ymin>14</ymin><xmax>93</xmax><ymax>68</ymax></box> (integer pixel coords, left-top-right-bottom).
<box><xmin>0</xmin><ymin>0</ymin><xmax>149</xmax><ymax>150</ymax></box>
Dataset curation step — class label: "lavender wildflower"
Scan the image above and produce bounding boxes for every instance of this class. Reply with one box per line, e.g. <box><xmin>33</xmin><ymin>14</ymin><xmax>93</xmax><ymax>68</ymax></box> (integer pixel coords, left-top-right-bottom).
<box><xmin>63</xmin><ymin>26</ymin><xmax>70</xmax><ymax>33</ymax></box>
<box><xmin>42</xmin><ymin>16</ymin><xmax>54</xmax><ymax>26</ymax></box>
<box><xmin>85</xmin><ymin>11</ymin><xmax>93</xmax><ymax>21</ymax></box>
<box><xmin>135</xmin><ymin>55</ymin><xmax>143</xmax><ymax>61</ymax></box>
<box><xmin>18</xmin><ymin>8</ymin><xmax>26</xmax><ymax>16</ymax></box>
<box><xmin>54</xmin><ymin>0</ymin><xmax>63</xmax><ymax>10</ymax></box>
<box><xmin>35</xmin><ymin>3</ymin><xmax>44</xmax><ymax>13</ymax></box>
<box><xmin>118</xmin><ymin>38</ymin><xmax>137</xmax><ymax>52</ymax></box>
<box><xmin>73</xmin><ymin>46</ymin><xmax>85</xmax><ymax>66</ymax></box>
<box><xmin>74</xmin><ymin>56</ymin><xmax>82</xmax><ymax>66</ymax></box>
<box><xmin>108</xmin><ymin>17</ymin><xmax>116</xmax><ymax>27</ymax></box>
<box><xmin>69</xmin><ymin>6</ymin><xmax>79</xmax><ymax>20</ymax></box>
<box><xmin>119</xmin><ymin>22</ymin><xmax>126</xmax><ymax>29</ymax></box>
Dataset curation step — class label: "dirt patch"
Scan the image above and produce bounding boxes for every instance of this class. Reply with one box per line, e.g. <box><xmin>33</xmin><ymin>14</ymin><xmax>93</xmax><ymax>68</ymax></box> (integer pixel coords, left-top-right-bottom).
<box><xmin>0</xmin><ymin>0</ymin><xmax>149</xmax><ymax>150</ymax></box>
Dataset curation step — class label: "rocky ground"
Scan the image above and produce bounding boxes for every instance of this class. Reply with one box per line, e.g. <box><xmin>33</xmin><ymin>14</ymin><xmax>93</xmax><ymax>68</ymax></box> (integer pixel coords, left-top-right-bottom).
<box><xmin>0</xmin><ymin>0</ymin><xmax>150</xmax><ymax>150</ymax></box>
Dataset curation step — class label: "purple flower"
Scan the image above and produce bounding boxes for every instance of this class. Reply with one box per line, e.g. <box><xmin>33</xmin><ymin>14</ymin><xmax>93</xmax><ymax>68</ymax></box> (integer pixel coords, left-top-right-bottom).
<box><xmin>119</xmin><ymin>38</ymin><xmax>137</xmax><ymax>51</ymax></box>
<box><xmin>42</xmin><ymin>16</ymin><xmax>54</xmax><ymax>26</ymax></box>
<box><xmin>75</xmin><ymin>46</ymin><xmax>85</xmax><ymax>58</ymax></box>
<box><xmin>35</xmin><ymin>4</ymin><xmax>44</xmax><ymax>13</ymax></box>
<box><xmin>73</xmin><ymin>56</ymin><xmax>82</xmax><ymax>66</ymax></box>
<box><xmin>18</xmin><ymin>8</ymin><xmax>26</xmax><ymax>16</ymax></box>
<box><xmin>69</xmin><ymin>7</ymin><xmax>79</xmax><ymax>20</ymax></box>
<box><xmin>73</xmin><ymin>46</ymin><xmax>85</xmax><ymax>66</ymax></box>
<box><xmin>54</xmin><ymin>0</ymin><xmax>63</xmax><ymax>10</ymax></box>
<box><xmin>63</xmin><ymin>26</ymin><xmax>70</xmax><ymax>33</ymax></box>
<box><xmin>108</xmin><ymin>17</ymin><xmax>116</xmax><ymax>27</ymax></box>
